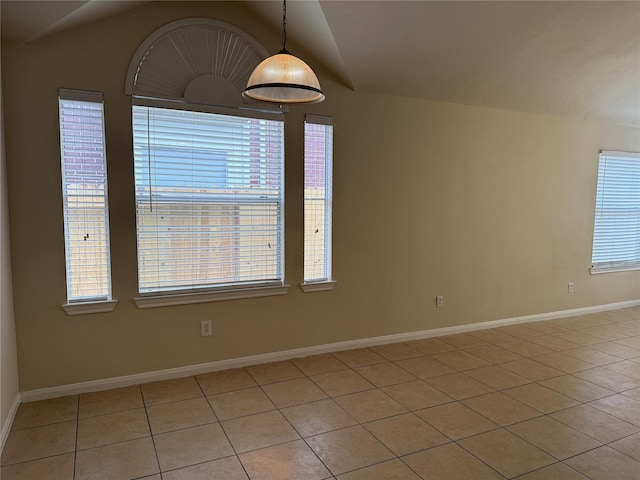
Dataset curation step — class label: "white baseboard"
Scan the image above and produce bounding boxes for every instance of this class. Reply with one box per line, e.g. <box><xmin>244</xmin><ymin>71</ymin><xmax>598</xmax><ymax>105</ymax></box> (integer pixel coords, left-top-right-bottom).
<box><xmin>1</xmin><ymin>393</ymin><xmax>20</xmax><ymax>453</ymax></box>
<box><xmin>20</xmin><ymin>299</ymin><xmax>640</xmax><ymax>403</ymax></box>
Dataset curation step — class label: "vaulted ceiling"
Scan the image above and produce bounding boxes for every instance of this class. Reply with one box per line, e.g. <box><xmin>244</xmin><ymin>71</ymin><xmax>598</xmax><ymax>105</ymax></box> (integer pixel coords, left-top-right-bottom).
<box><xmin>2</xmin><ymin>0</ymin><xmax>639</xmax><ymax>127</ymax></box>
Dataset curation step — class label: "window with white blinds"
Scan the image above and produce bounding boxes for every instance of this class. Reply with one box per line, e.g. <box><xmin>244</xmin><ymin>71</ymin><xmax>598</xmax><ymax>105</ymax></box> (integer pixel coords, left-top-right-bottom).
<box><xmin>304</xmin><ymin>115</ymin><xmax>333</xmax><ymax>283</ymax></box>
<box><xmin>132</xmin><ymin>104</ymin><xmax>285</xmax><ymax>294</ymax></box>
<box><xmin>591</xmin><ymin>150</ymin><xmax>640</xmax><ymax>273</ymax></box>
<box><xmin>58</xmin><ymin>89</ymin><xmax>112</xmax><ymax>302</ymax></box>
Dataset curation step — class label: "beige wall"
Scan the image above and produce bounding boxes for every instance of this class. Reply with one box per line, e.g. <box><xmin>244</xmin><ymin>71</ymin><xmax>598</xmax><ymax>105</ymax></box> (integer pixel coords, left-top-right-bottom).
<box><xmin>2</xmin><ymin>2</ymin><xmax>639</xmax><ymax>392</ymax></box>
<box><xmin>0</xmin><ymin>54</ymin><xmax>20</xmax><ymax>432</ymax></box>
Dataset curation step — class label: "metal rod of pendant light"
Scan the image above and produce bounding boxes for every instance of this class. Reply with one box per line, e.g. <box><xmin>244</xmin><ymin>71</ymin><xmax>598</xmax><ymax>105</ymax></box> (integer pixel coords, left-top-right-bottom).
<box><xmin>281</xmin><ymin>0</ymin><xmax>287</xmax><ymax>52</ymax></box>
<box><xmin>243</xmin><ymin>0</ymin><xmax>325</xmax><ymax>104</ymax></box>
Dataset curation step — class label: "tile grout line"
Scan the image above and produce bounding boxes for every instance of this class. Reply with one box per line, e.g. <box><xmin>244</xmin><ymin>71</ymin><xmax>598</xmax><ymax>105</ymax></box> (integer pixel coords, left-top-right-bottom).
<box><xmin>194</xmin><ymin>370</ymin><xmax>253</xmax><ymax>480</ymax></box>
<box><xmin>140</xmin><ymin>384</ymin><xmax>162</xmax><ymax>478</ymax></box>
<box><xmin>73</xmin><ymin>395</ymin><xmax>79</xmax><ymax>480</ymax></box>
<box><xmin>250</xmin><ymin>362</ymin><xmax>338</xmax><ymax>478</ymax></box>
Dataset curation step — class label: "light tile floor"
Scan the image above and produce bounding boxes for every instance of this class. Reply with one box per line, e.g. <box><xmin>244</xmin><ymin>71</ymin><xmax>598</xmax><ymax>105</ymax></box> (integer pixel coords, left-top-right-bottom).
<box><xmin>2</xmin><ymin>307</ymin><xmax>640</xmax><ymax>479</ymax></box>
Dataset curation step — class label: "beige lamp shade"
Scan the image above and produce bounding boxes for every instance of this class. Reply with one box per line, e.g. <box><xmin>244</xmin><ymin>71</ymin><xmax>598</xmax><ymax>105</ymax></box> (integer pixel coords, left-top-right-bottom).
<box><xmin>243</xmin><ymin>52</ymin><xmax>325</xmax><ymax>104</ymax></box>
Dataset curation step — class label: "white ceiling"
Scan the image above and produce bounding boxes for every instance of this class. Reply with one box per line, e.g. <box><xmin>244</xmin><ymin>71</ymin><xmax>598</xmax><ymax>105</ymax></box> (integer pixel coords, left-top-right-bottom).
<box><xmin>2</xmin><ymin>0</ymin><xmax>639</xmax><ymax>127</ymax></box>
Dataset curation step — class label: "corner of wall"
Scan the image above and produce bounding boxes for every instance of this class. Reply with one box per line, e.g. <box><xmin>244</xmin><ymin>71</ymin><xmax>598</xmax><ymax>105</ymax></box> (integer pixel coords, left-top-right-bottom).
<box><xmin>0</xmin><ymin>46</ymin><xmax>21</xmax><ymax>449</ymax></box>
<box><xmin>0</xmin><ymin>393</ymin><xmax>19</xmax><ymax>452</ymax></box>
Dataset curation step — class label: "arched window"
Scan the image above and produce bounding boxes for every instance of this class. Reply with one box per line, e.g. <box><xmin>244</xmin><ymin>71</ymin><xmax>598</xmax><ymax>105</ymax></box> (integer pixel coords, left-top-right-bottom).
<box><xmin>126</xmin><ymin>19</ymin><xmax>288</xmax><ymax>307</ymax></box>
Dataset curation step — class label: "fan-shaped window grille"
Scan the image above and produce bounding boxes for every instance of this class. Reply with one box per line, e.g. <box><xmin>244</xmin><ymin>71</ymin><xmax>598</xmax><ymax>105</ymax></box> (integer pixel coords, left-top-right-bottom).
<box><xmin>125</xmin><ymin>18</ymin><xmax>269</xmax><ymax>107</ymax></box>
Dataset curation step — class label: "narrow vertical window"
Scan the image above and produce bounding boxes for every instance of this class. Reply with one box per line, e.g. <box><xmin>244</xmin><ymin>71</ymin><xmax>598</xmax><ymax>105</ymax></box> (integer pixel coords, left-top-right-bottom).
<box><xmin>58</xmin><ymin>89</ymin><xmax>113</xmax><ymax>307</ymax></box>
<box><xmin>303</xmin><ymin>115</ymin><xmax>334</xmax><ymax>289</ymax></box>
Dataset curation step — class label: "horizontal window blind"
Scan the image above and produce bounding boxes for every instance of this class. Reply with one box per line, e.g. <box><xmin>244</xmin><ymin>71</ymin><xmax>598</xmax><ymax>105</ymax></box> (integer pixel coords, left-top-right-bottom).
<box><xmin>591</xmin><ymin>150</ymin><xmax>640</xmax><ymax>272</ymax></box>
<box><xmin>132</xmin><ymin>105</ymin><xmax>284</xmax><ymax>294</ymax></box>
<box><xmin>304</xmin><ymin>115</ymin><xmax>333</xmax><ymax>282</ymax></box>
<box><xmin>58</xmin><ymin>89</ymin><xmax>112</xmax><ymax>302</ymax></box>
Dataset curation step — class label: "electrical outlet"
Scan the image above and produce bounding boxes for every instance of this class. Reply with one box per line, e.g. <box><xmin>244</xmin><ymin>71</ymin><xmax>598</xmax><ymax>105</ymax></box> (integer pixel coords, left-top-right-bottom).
<box><xmin>200</xmin><ymin>320</ymin><xmax>212</xmax><ymax>337</ymax></box>
<box><xmin>568</xmin><ymin>282</ymin><xmax>574</xmax><ymax>294</ymax></box>
<box><xmin>436</xmin><ymin>295</ymin><xmax>444</xmax><ymax>308</ymax></box>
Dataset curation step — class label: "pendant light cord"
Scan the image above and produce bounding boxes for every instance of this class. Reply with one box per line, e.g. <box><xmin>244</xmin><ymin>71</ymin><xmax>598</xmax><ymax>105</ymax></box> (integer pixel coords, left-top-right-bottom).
<box><xmin>281</xmin><ymin>0</ymin><xmax>288</xmax><ymax>53</ymax></box>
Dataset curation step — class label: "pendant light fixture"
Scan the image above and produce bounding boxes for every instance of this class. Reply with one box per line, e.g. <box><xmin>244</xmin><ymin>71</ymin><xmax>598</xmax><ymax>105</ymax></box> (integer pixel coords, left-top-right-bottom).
<box><xmin>243</xmin><ymin>0</ymin><xmax>325</xmax><ymax>104</ymax></box>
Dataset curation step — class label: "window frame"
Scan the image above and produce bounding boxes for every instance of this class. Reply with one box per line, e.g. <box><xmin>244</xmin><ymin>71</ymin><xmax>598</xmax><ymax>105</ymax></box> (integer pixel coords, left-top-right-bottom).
<box><xmin>590</xmin><ymin>150</ymin><xmax>640</xmax><ymax>274</ymax></box>
<box><xmin>131</xmin><ymin>98</ymin><xmax>289</xmax><ymax>307</ymax></box>
<box><xmin>58</xmin><ymin>89</ymin><xmax>117</xmax><ymax>315</ymax></box>
<box><xmin>301</xmin><ymin>114</ymin><xmax>335</xmax><ymax>292</ymax></box>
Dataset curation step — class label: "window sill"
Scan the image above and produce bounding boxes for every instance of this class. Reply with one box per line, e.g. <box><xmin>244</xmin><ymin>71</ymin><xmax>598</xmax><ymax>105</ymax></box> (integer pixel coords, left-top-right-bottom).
<box><xmin>62</xmin><ymin>300</ymin><xmax>118</xmax><ymax>316</ymax></box>
<box><xmin>134</xmin><ymin>284</ymin><xmax>290</xmax><ymax>308</ymax></box>
<box><xmin>300</xmin><ymin>281</ymin><xmax>337</xmax><ymax>293</ymax></box>
<box><xmin>590</xmin><ymin>264</ymin><xmax>640</xmax><ymax>274</ymax></box>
